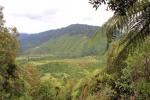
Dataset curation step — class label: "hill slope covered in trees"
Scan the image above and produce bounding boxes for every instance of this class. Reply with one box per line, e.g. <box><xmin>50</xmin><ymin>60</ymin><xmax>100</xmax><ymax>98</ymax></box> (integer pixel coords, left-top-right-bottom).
<box><xmin>20</xmin><ymin>24</ymin><xmax>107</xmax><ymax>57</ymax></box>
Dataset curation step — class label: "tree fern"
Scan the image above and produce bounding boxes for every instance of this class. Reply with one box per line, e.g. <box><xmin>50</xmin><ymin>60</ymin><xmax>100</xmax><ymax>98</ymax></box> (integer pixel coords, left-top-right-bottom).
<box><xmin>90</xmin><ymin>0</ymin><xmax>150</xmax><ymax>72</ymax></box>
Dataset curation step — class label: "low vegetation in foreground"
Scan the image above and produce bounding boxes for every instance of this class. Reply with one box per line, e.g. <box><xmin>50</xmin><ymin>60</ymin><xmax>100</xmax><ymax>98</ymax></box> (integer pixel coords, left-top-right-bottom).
<box><xmin>17</xmin><ymin>56</ymin><xmax>106</xmax><ymax>100</ymax></box>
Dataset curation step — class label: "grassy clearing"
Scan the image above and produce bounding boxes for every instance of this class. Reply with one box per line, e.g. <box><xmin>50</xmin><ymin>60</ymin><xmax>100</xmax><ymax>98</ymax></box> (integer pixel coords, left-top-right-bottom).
<box><xmin>18</xmin><ymin>56</ymin><xmax>105</xmax><ymax>79</ymax></box>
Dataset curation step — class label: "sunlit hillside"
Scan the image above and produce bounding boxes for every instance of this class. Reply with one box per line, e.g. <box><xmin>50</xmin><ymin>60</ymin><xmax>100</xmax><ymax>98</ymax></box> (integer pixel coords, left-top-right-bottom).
<box><xmin>20</xmin><ymin>24</ymin><xmax>107</xmax><ymax>57</ymax></box>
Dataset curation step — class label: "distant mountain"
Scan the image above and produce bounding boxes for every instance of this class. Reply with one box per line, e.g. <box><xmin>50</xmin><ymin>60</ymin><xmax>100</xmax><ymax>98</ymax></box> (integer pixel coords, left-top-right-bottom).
<box><xmin>19</xmin><ymin>24</ymin><xmax>107</xmax><ymax>57</ymax></box>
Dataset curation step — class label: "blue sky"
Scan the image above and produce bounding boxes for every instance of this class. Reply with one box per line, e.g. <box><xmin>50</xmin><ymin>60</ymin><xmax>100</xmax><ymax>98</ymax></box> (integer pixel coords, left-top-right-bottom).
<box><xmin>0</xmin><ymin>0</ymin><xmax>113</xmax><ymax>33</ymax></box>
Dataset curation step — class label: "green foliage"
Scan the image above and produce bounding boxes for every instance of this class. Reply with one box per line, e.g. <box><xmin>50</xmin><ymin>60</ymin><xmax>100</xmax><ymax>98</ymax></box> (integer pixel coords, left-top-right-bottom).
<box><xmin>0</xmin><ymin>6</ymin><xmax>31</xmax><ymax>100</ymax></box>
<box><xmin>37</xmin><ymin>62</ymin><xmax>83</xmax><ymax>78</ymax></box>
<box><xmin>89</xmin><ymin>0</ymin><xmax>136</xmax><ymax>15</ymax></box>
<box><xmin>20</xmin><ymin>24</ymin><xmax>107</xmax><ymax>57</ymax></box>
<box><xmin>1</xmin><ymin>0</ymin><xmax>149</xmax><ymax>99</ymax></box>
<box><xmin>35</xmin><ymin>57</ymin><xmax>101</xmax><ymax>78</ymax></box>
<box><xmin>86</xmin><ymin>38</ymin><xmax>150</xmax><ymax>100</ymax></box>
<box><xmin>19</xmin><ymin>56</ymin><xmax>105</xmax><ymax>100</ymax></box>
<box><xmin>20</xmin><ymin>24</ymin><xmax>99</xmax><ymax>52</ymax></box>
<box><xmin>29</xmin><ymin>73</ymin><xmax>73</xmax><ymax>100</ymax></box>
<box><xmin>85</xmin><ymin>1</ymin><xmax>150</xmax><ymax>99</ymax></box>
<box><xmin>122</xmin><ymin>38</ymin><xmax>150</xmax><ymax>99</ymax></box>
<box><xmin>105</xmin><ymin>0</ymin><xmax>150</xmax><ymax>69</ymax></box>
<box><xmin>35</xmin><ymin>80</ymin><xmax>55</xmax><ymax>100</ymax></box>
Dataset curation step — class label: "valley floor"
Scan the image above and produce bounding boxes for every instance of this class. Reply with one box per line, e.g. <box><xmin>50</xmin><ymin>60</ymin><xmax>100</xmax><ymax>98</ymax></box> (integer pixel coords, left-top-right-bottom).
<box><xmin>17</xmin><ymin>56</ymin><xmax>105</xmax><ymax>79</ymax></box>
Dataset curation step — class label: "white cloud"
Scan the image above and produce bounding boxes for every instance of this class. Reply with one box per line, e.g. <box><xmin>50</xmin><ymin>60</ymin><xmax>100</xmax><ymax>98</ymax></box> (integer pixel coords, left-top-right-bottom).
<box><xmin>0</xmin><ymin>0</ymin><xmax>113</xmax><ymax>33</ymax></box>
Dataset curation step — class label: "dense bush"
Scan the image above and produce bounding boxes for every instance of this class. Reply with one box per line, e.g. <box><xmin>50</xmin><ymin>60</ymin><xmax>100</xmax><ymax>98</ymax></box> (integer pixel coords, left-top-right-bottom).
<box><xmin>0</xmin><ymin>6</ymin><xmax>32</xmax><ymax>100</ymax></box>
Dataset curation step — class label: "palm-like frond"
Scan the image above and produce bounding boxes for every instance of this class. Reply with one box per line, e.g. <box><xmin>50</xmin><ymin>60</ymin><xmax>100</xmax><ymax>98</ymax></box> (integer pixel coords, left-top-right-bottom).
<box><xmin>105</xmin><ymin>0</ymin><xmax>150</xmax><ymax>69</ymax></box>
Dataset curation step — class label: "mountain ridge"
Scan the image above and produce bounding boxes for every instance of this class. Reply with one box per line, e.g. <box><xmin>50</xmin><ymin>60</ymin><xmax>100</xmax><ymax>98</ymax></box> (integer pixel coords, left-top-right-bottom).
<box><xmin>19</xmin><ymin>24</ymin><xmax>106</xmax><ymax>57</ymax></box>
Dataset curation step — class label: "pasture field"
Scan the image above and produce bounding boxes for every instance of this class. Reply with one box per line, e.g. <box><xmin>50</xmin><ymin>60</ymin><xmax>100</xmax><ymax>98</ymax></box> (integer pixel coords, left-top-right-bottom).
<box><xmin>17</xmin><ymin>56</ymin><xmax>106</xmax><ymax>79</ymax></box>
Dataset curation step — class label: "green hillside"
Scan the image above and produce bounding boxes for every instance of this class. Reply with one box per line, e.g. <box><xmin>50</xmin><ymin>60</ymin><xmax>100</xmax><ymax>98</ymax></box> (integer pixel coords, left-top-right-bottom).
<box><xmin>20</xmin><ymin>24</ymin><xmax>107</xmax><ymax>57</ymax></box>
<box><xmin>24</xmin><ymin>33</ymin><xmax>107</xmax><ymax>57</ymax></box>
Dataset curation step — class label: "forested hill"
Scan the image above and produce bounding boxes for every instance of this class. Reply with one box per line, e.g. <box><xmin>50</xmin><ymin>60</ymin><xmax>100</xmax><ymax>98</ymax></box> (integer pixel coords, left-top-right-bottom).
<box><xmin>19</xmin><ymin>24</ymin><xmax>107</xmax><ymax>57</ymax></box>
